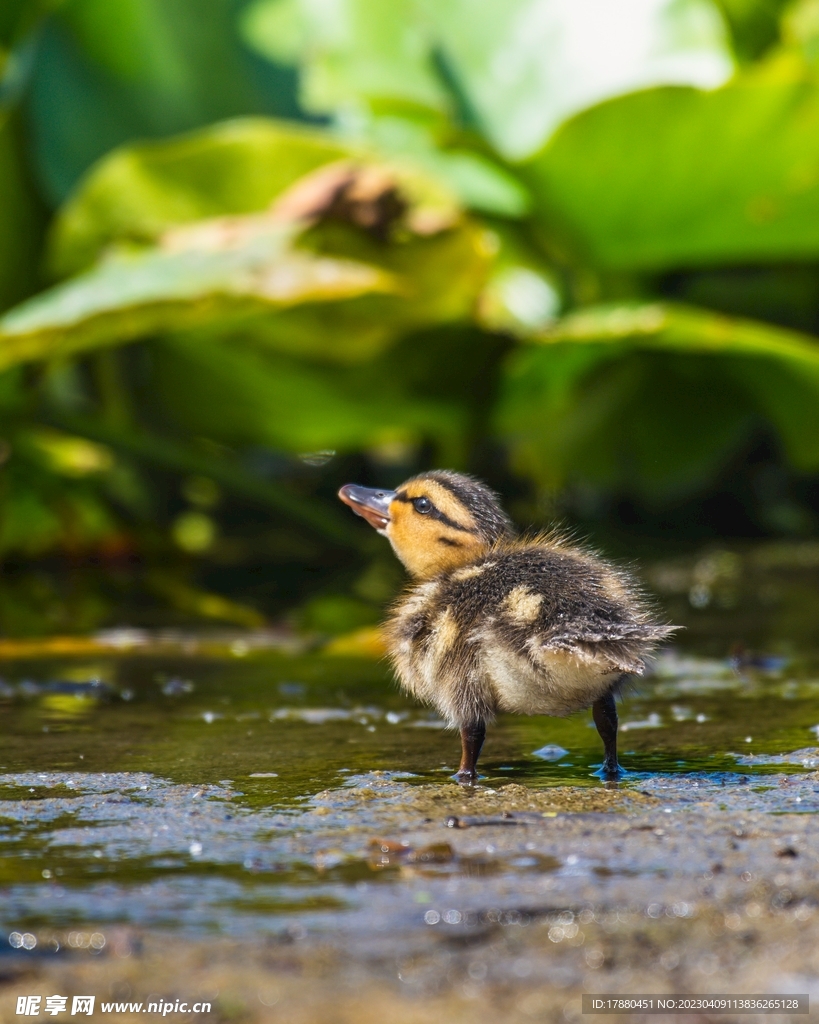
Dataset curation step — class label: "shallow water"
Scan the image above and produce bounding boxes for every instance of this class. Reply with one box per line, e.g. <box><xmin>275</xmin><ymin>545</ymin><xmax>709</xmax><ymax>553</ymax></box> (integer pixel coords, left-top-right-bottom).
<box><xmin>1</xmin><ymin>644</ymin><xmax>818</xmax><ymax>807</ymax></box>
<box><xmin>1</xmin><ymin>542</ymin><xmax>819</xmax><ymax>966</ymax></box>
<box><xmin>0</xmin><ymin>656</ymin><xmax>817</xmax><ymax>944</ymax></box>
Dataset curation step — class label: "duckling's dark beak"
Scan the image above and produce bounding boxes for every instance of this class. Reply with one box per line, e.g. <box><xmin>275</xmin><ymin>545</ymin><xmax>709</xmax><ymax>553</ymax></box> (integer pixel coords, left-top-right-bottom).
<box><xmin>338</xmin><ymin>484</ymin><xmax>396</xmax><ymax>532</ymax></box>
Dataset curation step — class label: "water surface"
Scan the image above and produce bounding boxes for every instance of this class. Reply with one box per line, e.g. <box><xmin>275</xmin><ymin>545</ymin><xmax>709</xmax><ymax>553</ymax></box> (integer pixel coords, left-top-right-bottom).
<box><xmin>1</xmin><ymin>541</ymin><xmax>819</xmax><ymax>950</ymax></box>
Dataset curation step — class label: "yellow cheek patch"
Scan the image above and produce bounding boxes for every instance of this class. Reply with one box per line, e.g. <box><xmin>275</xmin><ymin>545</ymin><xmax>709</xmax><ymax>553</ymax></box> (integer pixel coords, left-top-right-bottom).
<box><xmin>387</xmin><ymin>478</ymin><xmax>488</xmax><ymax>578</ymax></box>
<box><xmin>386</xmin><ymin>499</ymin><xmax>411</xmax><ymax>538</ymax></box>
<box><xmin>503</xmin><ymin>586</ymin><xmax>543</xmax><ymax>624</ymax></box>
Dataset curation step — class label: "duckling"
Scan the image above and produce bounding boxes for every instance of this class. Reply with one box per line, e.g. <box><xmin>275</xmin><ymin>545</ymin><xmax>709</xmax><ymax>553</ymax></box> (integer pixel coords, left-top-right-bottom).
<box><xmin>338</xmin><ymin>471</ymin><xmax>675</xmax><ymax>782</ymax></box>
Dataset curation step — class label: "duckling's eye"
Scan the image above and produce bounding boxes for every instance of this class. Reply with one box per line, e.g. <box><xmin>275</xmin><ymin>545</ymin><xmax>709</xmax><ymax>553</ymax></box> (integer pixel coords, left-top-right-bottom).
<box><xmin>413</xmin><ymin>497</ymin><xmax>432</xmax><ymax>515</ymax></box>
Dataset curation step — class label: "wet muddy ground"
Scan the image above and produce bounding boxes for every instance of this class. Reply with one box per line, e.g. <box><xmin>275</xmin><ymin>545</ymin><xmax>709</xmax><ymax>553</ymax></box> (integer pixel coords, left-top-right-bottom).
<box><xmin>1</xmin><ymin>542</ymin><xmax>819</xmax><ymax>1022</ymax></box>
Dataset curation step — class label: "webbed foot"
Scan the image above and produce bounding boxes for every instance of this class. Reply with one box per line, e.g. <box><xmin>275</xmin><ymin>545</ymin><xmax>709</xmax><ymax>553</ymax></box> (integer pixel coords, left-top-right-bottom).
<box><xmin>592</xmin><ymin>759</ymin><xmax>625</xmax><ymax>783</ymax></box>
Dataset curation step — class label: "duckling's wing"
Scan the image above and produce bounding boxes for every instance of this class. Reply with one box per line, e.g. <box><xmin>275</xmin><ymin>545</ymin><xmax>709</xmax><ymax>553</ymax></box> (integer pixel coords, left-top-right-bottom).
<box><xmin>541</xmin><ymin>622</ymin><xmax>678</xmax><ymax>675</ymax></box>
<box><xmin>486</xmin><ymin>546</ymin><xmax>676</xmax><ymax>675</ymax></box>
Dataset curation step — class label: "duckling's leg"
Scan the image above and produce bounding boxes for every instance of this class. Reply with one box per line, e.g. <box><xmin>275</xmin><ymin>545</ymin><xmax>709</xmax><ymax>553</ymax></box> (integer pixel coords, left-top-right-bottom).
<box><xmin>592</xmin><ymin>691</ymin><xmax>622</xmax><ymax>780</ymax></box>
<box><xmin>455</xmin><ymin>721</ymin><xmax>486</xmax><ymax>782</ymax></box>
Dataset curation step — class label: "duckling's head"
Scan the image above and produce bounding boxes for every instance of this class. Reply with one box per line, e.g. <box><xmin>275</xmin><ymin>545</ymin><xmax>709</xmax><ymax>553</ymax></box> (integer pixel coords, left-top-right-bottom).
<box><xmin>338</xmin><ymin>470</ymin><xmax>512</xmax><ymax>578</ymax></box>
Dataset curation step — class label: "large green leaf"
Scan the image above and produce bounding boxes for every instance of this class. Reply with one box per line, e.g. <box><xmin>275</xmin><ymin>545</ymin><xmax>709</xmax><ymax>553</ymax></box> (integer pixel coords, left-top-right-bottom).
<box><xmin>536</xmin><ymin>301</ymin><xmax>819</xmax><ymax>367</ymax></box>
<box><xmin>418</xmin><ymin>0</ymin><xmax>732</xmax><ymax>160</ymax></box>
<box><xmin>5</xmin><ymin>173</ymin><xmax>492</xmax><ymax>365</ymax></box>
<box><xmin>0</xmin><ymin>220</ymin><xmax>398</xmax><ymax>370</ymax></box>
<box><xmin>525</xmin><ymin>76</ymin><xmax>819</xmax><ymax>272</ymax></box>
<box><xmin>242</xmin><ymin>0</ymin><xmax>732</xmax><ymax>160</ymax></box>
<box><xmin>50</xmin><ymin>119</ymin><xmax>353</xmax><ymax>276</ymax></box>
<box><xmin>496</xmin><ymin>302</ymin><xmax>819</xmax><ymax>497</ymax></box>
<box><xmin>17</xmin><ymin>138</ymin><xmax>494</xmax><ymax>365</ymax></box>
<box><xmin>50</xmin><ymin>112</ymin><xmax>524</xmax><ymax>286</ymax></box>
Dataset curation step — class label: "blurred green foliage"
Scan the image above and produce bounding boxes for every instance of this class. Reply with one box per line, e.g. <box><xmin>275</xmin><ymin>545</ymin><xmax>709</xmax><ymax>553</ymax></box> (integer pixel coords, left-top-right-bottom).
<box><xmin>4</xmin><ymin>0</ymin><xmax>819</xmax><ymax>633</ymax></box>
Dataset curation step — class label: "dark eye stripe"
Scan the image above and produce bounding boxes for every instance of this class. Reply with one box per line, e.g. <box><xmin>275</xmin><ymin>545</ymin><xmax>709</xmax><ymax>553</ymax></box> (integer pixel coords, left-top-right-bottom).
<box><xmin>394</xmin><ymin>491</ymin><xmax>477</xmax><ymax>534</ymax></box>
<box><xmin>434</xmin><ymin>512</ymin><xmax>476</xmax><ymax>533</ymax></box>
